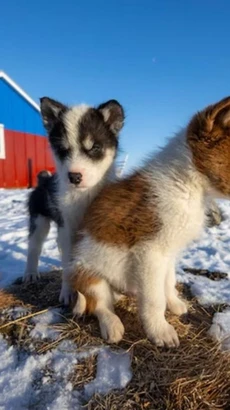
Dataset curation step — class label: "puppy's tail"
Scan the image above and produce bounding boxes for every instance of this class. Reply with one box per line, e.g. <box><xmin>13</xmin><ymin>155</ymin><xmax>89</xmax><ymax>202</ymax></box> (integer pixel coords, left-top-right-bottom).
<box><xmin>73</xmin><ymin>291</ymin><xmax>87</xmax><ymax>316</ymax></box>
<box><xmin>70</xmin><ymin>267</ymin><xmax>101</xmax><ymax>316</ymax></box>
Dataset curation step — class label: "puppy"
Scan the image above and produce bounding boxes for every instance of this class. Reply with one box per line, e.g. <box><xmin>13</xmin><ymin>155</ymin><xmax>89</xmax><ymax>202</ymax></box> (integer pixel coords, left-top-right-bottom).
<box><xmin>24</xmin><ymin>170</ymin><xmax>63</xmax><ymax>281</ymax></box>
<box><xmin>68</xmin><ymin>96</ymin><xmax>230</xmax><ymax>348</ymax></box>
<box><xmin>23</xmin><ymin>170</ymin><xmax>221</xmax><ymax>283</ymax></box>
<box><xmin>39</xmin><ymin>97</ymin><xmax>124</xmax><ymax>304</ymax></box>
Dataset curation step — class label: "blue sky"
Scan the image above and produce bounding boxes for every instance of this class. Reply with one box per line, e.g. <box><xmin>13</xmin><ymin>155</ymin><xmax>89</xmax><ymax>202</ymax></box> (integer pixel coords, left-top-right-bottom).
<box><xmin>1</xmin><ymin>0</ymin><xmax>230</xmax><ymax>169</ymax></box>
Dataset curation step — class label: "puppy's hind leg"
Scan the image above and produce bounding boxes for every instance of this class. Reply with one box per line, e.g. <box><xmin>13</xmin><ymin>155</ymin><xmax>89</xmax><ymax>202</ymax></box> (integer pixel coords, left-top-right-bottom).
<box><xmin>72</xmin><ymin>271</ymin><xmax>125</xmax><ymax>344</ymax></box>
<box><xmin>23</xmin><ymin>215</ymin><xmax>50</xmax><ymax>282</ymax></box>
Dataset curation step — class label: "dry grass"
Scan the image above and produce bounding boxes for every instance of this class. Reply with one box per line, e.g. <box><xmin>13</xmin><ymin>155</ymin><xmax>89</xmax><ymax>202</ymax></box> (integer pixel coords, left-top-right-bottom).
<box><xmin>69</xmin><ymin>355</ymin><xmax>97</xmax><ymax>389</ymax></box>
<box><xmin>1</xmin><ymin>271</ymin><xmax>230</xmax><ymax>409</ymax></box>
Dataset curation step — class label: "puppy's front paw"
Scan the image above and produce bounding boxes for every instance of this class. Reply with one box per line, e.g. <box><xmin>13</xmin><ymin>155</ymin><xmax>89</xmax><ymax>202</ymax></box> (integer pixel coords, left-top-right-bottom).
<box><xmin>147</xmin><ymin>320</ymin><xmax>180</xmax><ymax>348</ymax></box>
<box><xmin>23</xmin><ymin>271</ymin><xmax>40</xmax><ymax>283</ymax></box>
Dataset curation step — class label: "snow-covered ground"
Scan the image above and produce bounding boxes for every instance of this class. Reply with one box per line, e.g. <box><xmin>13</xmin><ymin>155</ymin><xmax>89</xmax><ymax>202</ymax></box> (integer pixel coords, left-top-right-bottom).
<box><xmin>1</xmin><ymin>189</ymin><xmax>230</xmax><ymax>408</ymax></box>
<box><xmin>180</xmin><ymin>200</ymin><xmax>230</xmax><ymax>274</ymax></box>
<box><xmin>0</xmin><ymin>334</ymin><xmax>132</xmax><ymax>410</ymax></box>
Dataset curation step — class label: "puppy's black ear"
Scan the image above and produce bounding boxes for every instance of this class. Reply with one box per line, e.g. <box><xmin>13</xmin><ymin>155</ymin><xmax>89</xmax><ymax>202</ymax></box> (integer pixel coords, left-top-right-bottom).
<box><xmin>40</xmin><ymin>97</ymin><xmax>67</xmax><ymax>132</ymax></box>
<box><xmin>98</xmin><ymin>99</ymin><xmax>125</xmax><ymax>136</ymax></box>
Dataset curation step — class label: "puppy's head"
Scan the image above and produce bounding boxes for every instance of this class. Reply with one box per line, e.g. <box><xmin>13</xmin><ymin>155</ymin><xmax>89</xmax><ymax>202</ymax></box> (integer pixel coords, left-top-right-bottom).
<box><xmin>40</xmin><ymin>97</ymin><xmax>124</xmax><ymax>189</ymax></box>
<box><xmin>187</xmin><ymin>97</ymin><xmax>230</xmax><ymax>196</ymax></box>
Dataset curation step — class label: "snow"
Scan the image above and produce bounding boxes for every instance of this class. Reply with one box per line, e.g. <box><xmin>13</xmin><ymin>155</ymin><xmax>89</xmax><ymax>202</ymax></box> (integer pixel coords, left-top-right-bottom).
<box><xmin>180</xmin><ymin>200</ymin><xmax>230</xmax><ymax>275</ymax></box>
<box><xmin>208</xmin><ymin>308</ymin><xmax>230</xmax><ymax>350</ymax></box>
<box><xmin>0</xmin><ymin>336</ymin><xmax>132</xmax><ymax>410</ymax></box>
<box><xmin>176</xmin><ymin>268</ymin><xmax>230</xmax><ymax>306</ymax></box>
<box><xmin>0</xmin><ymin>337</ymin><xmax>80</xmax><ymax>410</ymax></box>
<box><xmin>0</xmin><ymin>306</ymin><xmax>30</xmax><ymax>321</ymax></box>
<box><xmin>84</xmin><ymin>349</ymin><xmax>132</xmax><ymax>398</ymax></box>
<box><xmin>1</xmin><ymin>189</ymin><xmax>230</xmax><ymax>407</ymax></box>
<box><xmin>30</xmin><ymin>308</ymin><xmax>64</xmax><ymax>341</ymax></box>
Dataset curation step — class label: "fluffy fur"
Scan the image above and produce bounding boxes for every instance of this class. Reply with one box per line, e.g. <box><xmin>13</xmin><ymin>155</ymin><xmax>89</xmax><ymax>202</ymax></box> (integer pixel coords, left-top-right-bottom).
<box><xmin>39</xmin><ymin>97</ymin><xmax>125</xmax><ymax>303</ymax></box>
<box><xmin>24</xmin><ymin>170</ymin><xmax>63</xmax><ymax>281</ymax></box>
<box><xmin>68</xmin><ymin>96</ymin><xmax>230</xmax><ymax>348</ymax></box>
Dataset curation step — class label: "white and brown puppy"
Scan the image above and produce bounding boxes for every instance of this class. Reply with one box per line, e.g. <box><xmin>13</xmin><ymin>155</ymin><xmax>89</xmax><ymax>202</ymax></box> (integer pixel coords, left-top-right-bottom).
<box><xmin>68</xmin><ymin>96</ymin><xmax>230</xmax><ymax>348</ymax></box>
<box><xmin>40</xmin><ymin>97</ymin><xmax>124</xmax><ymax>304</ymax></box>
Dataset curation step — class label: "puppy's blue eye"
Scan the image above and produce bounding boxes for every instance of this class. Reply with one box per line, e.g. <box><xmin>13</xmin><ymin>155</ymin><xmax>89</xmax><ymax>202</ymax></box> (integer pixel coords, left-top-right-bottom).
<box><xmin>90</xmin><ymin>143</ymin><xmax>101</xmax><ymax>153</ymax></box>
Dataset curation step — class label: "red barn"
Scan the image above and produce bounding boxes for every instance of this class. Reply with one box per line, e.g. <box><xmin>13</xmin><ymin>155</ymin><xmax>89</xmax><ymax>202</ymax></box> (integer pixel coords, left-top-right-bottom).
<box><xmin>0</xmin><ymin>71</ymin><xmax>55</xmax><ymax>188</ymax></box>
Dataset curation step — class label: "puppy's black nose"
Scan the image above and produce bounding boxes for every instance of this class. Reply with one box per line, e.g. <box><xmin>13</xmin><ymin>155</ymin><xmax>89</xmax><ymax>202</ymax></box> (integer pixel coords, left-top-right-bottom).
<box><xmin>68</xmin><ymin>172</ymin><xmax>82</xmax><ymax>185</ymax></box>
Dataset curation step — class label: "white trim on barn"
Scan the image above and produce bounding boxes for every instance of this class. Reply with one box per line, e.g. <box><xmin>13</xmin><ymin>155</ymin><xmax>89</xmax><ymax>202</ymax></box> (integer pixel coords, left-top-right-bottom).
<box><xmin>0</xmin><ymin>71</ymin><xmax>40</xmax><ymax>112</ymax></box>
<box><xmin>0</xmin><ymin>124</ymin><xmax>6</xmax><ymax>159</ymax></box>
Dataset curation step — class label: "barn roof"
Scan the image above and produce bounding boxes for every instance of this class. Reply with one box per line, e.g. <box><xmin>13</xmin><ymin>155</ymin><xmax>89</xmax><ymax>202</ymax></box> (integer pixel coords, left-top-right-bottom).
<box><xmin>0</xmin><ymin>71</ymin><xmax>40</xmax><ymax>112</ymax></box>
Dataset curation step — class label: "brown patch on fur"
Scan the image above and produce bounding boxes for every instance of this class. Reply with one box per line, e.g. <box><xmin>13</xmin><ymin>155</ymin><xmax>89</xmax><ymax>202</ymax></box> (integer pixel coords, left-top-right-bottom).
<box><xmin>70</xmin><ymin>267</ymin><xmax>101</xmax><ymax>314</ymax></box>
<box><xmin>187</xmin><ymin>96</ymin><xmax>230</xmax><ymax>196</ymax></box>
<box><xmin>84</xmin><ymin>172</ymin><xmax>161</xmax><ymax>247</ymax></box>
